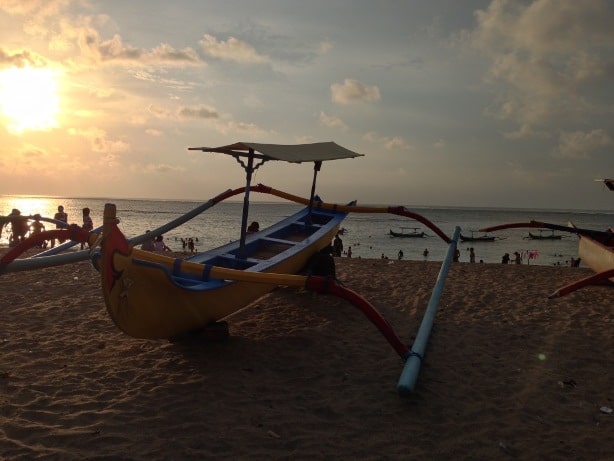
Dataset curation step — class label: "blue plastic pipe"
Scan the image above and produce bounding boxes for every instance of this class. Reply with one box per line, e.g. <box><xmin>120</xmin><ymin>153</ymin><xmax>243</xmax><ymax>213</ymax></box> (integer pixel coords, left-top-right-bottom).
<box><xmin>397</xmin><ymin>226</ymin><xmax>461</xmax><ymax>397</ymax></box>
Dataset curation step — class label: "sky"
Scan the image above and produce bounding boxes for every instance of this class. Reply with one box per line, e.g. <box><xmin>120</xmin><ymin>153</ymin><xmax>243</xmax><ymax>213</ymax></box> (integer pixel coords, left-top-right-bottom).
<box><xmin>0</xmin><ymin>0</ymin><xmax>613</xmax><ymax>211</ymax></box>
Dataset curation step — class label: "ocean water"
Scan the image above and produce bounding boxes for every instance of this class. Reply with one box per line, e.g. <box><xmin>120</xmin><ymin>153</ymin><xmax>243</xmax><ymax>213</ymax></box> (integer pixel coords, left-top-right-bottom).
<box><xmin>1</xmin><ymin>195</ymin><xmax>611</xmax><ymax>267</ymax></box>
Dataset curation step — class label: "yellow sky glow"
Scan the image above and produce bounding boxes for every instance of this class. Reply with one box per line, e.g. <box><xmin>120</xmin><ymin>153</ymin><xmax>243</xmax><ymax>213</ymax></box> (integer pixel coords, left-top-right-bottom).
<box><xmin>0</xmin><ymin>67</ymin><xmax>61</xmax><ymax>133</ymax></box>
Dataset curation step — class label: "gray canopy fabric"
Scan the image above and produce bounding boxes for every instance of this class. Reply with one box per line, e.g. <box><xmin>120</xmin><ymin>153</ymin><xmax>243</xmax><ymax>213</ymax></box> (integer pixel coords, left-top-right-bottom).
<box><xmin>188</xmin><ymin>141</ymin><xmax>363</xmax><ymax>163</ymax></box>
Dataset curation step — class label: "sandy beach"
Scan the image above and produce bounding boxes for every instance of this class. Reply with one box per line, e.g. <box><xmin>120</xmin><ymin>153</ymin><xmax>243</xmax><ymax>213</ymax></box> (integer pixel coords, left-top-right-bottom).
<box><xmin>0</xmin><ymin>254</ymin><xmax>612</xmax><ymax>460</ymax></box>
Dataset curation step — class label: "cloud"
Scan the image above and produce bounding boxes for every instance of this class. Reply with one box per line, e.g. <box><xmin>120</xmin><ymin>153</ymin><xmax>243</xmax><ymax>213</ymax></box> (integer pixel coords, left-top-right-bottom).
<box><xmin>384</xmin><ymin>137</ymin><xmax>411</xmax><ymax>150</ymax></box>
<box><xmin>330</xmin><ymin>78</ymin><xmax>381</xmax><ymax>104</ymax></box>
<box><xmin>363</xmin><ymin>131</ymin><xmax>411</xmax><ymax>150</ymax></box>
<box><xmin>145</xmin><ymin>163</ymin><xmax>186</xmax><ymax>174</ymax></box>
<box><xmin>318</xmin><ymin>111</ymin><xmax>347</xmax><ymax>130</ymax></box>
<box><xmin>199</xmin><ymin>34</ymin><xmax>270</xmax><ymax>64</ymax></box>
<box><xmin>0</xmin><ymin>0</ymin><xmax>71</xmax><ymax>17</ymax></box>
<box><xmin>89</xmin><ymin>34</ymin><xmax>202</xmax><ymax>66</ymax></box>
<box><xmin>145</xmin><ymin>128</ymin><xmax>162</xmax><ymax>137</ymax></box>
<box><xmin>556</xmin><ymin>128</ymin><xmax>612</xmax><ymax>159</ymax></box>
<box><xmin>147</xmin><ymin>104</ymin><xmax>173</xmax><ymax>119</ymax></box>
<box><xmin>145</xmin><ymin>43</ymin><xmax>202</xmax><ymax>65</ymax></box>
<box><xmin>466</xmin><ymin>0</ymin><xmax>614</xmax><ymax>131</ymax></box>
<box><xmin>0</xmin><ymin>47</ymin><xmax>49</xmax><ymax>69</ymax></box>
<box><xmin>212</xmin><ymin>120</ymin><xmax>271</xmax><ymax>137</ymax></box>
<box><xmin>177</xmin><ymin>104</ymin><xmax>219</xmax><ymax>120</ymax></box>
<box><xmin>318</xmin><ymin>41</ymin><xmax>333</xmax><ymax>55</ymax></box>
<box><xmin>68</xmin><ymin>127</ymin><xmax>131</xmax><ymax>154</ymax></box>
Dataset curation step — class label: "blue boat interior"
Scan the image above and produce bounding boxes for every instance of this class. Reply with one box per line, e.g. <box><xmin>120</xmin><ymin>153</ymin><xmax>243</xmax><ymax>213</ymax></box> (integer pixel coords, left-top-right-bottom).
<box><xmin>133</xmin><ymin>205</ymin><xmax>346</xmax><ymax>291</ymax></box>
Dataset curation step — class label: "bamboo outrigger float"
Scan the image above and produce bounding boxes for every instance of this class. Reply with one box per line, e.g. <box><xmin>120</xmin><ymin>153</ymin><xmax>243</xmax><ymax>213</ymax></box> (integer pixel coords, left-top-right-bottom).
<box><xmin>0</xmin><ymin>141</ymin><xmax>461</xmax><ymax>395</ymax></box>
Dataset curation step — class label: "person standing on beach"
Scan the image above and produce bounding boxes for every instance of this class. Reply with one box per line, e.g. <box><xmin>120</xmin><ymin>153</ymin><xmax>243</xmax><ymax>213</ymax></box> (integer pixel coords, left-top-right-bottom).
<box><xmin>7</xmin><ymin>209</ymin><xmax>27</xmax><ymax>245</ymax></box>
<box><xmin>80</xmin><ymin>207</ymin><xmax>93</xmax><ymax>250</ymax></box>
<box><xmin>469</xmin><ymin>247</ymin><xmax>476</xmax><ymax>263</ymax></box>
<box><xmin>51</xmin><ymin>205</ymin><xmax>68</xmax><ymax>248</ymax></box>
<box><xmin>398</xmin><ymin>249</ymin><xmax>404</xmax><ymax>260</ymax></box>
<box><xmin>423</xmin><ymin>248</ymin><xmax>429</xmax><ymax>261</ymax></box>
<box><xmin>333</xmin><ymin>234</ymin><xmax>343</xmax><ymax>257</ymax></box>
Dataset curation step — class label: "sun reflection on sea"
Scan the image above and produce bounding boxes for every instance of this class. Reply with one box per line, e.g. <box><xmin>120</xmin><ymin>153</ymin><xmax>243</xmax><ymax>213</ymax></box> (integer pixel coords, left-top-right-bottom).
<box><xmin>0</xmin><ymin>196</ymin><xmax>58</xmax><ymax>246</ymax></box>
<box><xmin>1</xmin><ymin>197</ymin><xmax>55</xmax><ymax>216</ymax></box>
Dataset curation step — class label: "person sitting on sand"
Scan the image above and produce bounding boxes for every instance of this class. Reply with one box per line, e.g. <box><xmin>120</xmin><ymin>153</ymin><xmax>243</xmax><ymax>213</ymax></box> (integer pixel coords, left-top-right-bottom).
<box><xmin>140</xmin><ymin>230</ymin><xmax>156</xmax><ymax>251</ymax></box>
<box><xmin>29</xmin><ymin>215</ymin><xmax>47</xmax><ymax>248</ymax></box>
<box><xmin>305</xmin><ymin>245</ymin><xmax>336</xmax><ymax>277</ymax></box>
<box><xmin>502</xmin><ymin>252</ymin><xmax>510</xmax><ymax>264</ymax></box>
<box><xmin>247</xmin><ymin>221</ymin><xmax>260</xmax><ymax>234</ymax></box>
<box><xmin>154</xmin><ymin>235</ymin><xmax>171</xmax><ymax>252</ymax></box>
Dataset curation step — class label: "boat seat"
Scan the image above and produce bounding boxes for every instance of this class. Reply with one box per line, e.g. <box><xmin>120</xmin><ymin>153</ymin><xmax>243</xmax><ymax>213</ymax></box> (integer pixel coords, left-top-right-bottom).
<box><xmin>260</xmin><ymin>237</ymin><xmax>298</xmax><ymax>245</ymax></box>
<box><xmin>217</xmin><ymin>254</ymin><xmax>260</xmax><ymax>266</ymax></box>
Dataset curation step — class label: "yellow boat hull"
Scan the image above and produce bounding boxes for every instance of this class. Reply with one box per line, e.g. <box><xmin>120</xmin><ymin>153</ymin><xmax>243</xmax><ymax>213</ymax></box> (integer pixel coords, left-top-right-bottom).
<box><xmin>100</xmin><ymin>204</ymin><xmax>342</xmax><ymax>339</ymax></box>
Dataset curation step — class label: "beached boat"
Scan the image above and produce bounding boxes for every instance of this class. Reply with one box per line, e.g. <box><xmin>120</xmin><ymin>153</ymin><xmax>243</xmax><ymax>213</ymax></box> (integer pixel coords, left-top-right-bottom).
<box><xmin>389</xmin><ymin>227</ymin><xmax>426</xmax><ymax>238</ymax></box>
<box><xmin>98</xmin><ymin>201</ymin><xmax>350</xmax><ymax>339</ymax></box>
<box><xmin>0</xmin><ymin>142</ymin><xmax>453</xmax><ymax>342</ymax></box>
<box><xmin>98</xmin><ymin>142</ymin><xmax>362</xmax><ymax>339</ymax></box>
<box><xmin>0</xmin><ymin>141</ymin><xmax>469</xmax><ymax>395</ymax></box>
<box><xmin>483</xmin><ymin>220</ymin><xmax>614</xmax><ymax>296</ymax></box>
<box><xmin>576</xmin><ymin>227</ymin><xmax>614</xmax><ymax>274</ymax></box>
<box><xmin>558</xmin><ymin>179</ymin><xmax>614</xmax><ymax>295</ymax></box>
<box><xmin>481</xmin><ymin>217</ymin><xmax>614</xmax><ymax>297</ymax></box>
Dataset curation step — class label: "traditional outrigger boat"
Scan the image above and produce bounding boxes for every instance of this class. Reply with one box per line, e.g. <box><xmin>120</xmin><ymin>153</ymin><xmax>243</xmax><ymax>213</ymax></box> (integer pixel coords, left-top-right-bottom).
<box><xmin>459</xmin><ymin>231</ymin><xmax>499</xmax><ymax>242</ymax></box>
<box><xmin>526</xmin><ymin>229</ymin><xmax>563</xmax><ymax>240</ymax></box>
<box><xmin>481</xmin><ymin>179</ymin><xmax>613</xmax><ymax>297</ymax></box>
<box><xmin>1</xmin><ymin>141</ymin><xmax>473</xmax><ymax>395</ymax></box>
<box><xmin>389</xmin><ymin>227</ymin><xmax>426</xmax><ymax>238</ymax></box>
<box><xmin>1</xmin><ymin>142</ymin><xmax>452</xmax><ymax>351</ymax></box>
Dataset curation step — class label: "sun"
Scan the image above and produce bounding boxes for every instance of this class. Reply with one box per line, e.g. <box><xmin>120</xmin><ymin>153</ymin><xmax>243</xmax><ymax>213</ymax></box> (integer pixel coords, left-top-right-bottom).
<box><xmin>0</xmin><ymin>66</ymin><xmax>61</xmax><ymax>133</ymax></box>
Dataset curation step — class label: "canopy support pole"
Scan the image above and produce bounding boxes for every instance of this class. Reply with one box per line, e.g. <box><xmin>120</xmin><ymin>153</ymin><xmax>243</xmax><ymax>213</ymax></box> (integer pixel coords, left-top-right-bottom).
<box><xmin>238</xmin><ymin>150</ymin><xmax>255</xmax><ymax>259</ymax></box>
<box><xmin>306</xmin><ymin>161</ymin><xmax>322</xmax><ymax>224</ymax></box>
<box><xmin>397</xmin><ymin>226</ymin><xmax>460</xmax><ymax>397</ymax></box>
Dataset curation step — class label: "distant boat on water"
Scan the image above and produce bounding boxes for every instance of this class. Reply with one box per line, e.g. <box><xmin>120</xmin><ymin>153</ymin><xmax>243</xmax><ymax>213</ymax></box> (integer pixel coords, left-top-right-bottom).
<box><xmin>389</xmin><ymin>227</ymin><xmax>426</xmax><ymax>238</ymax></box>
<box><xmin>459</xmin><ymin>231</ymin><xmax>499</xmax><ymax>242</ymax></box>
<box><xmin>526</xmin><ymin>229</ymin><xmax>563</xmax><ymax>240</ymax></box>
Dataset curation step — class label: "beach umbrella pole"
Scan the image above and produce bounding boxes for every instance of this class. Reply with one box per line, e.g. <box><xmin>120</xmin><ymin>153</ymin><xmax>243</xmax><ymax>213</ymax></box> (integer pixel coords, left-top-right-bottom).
<box><xmin>397</xmin><ymin>226</ymin><xmax>460</xmax><ymax>397</ymax></box>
